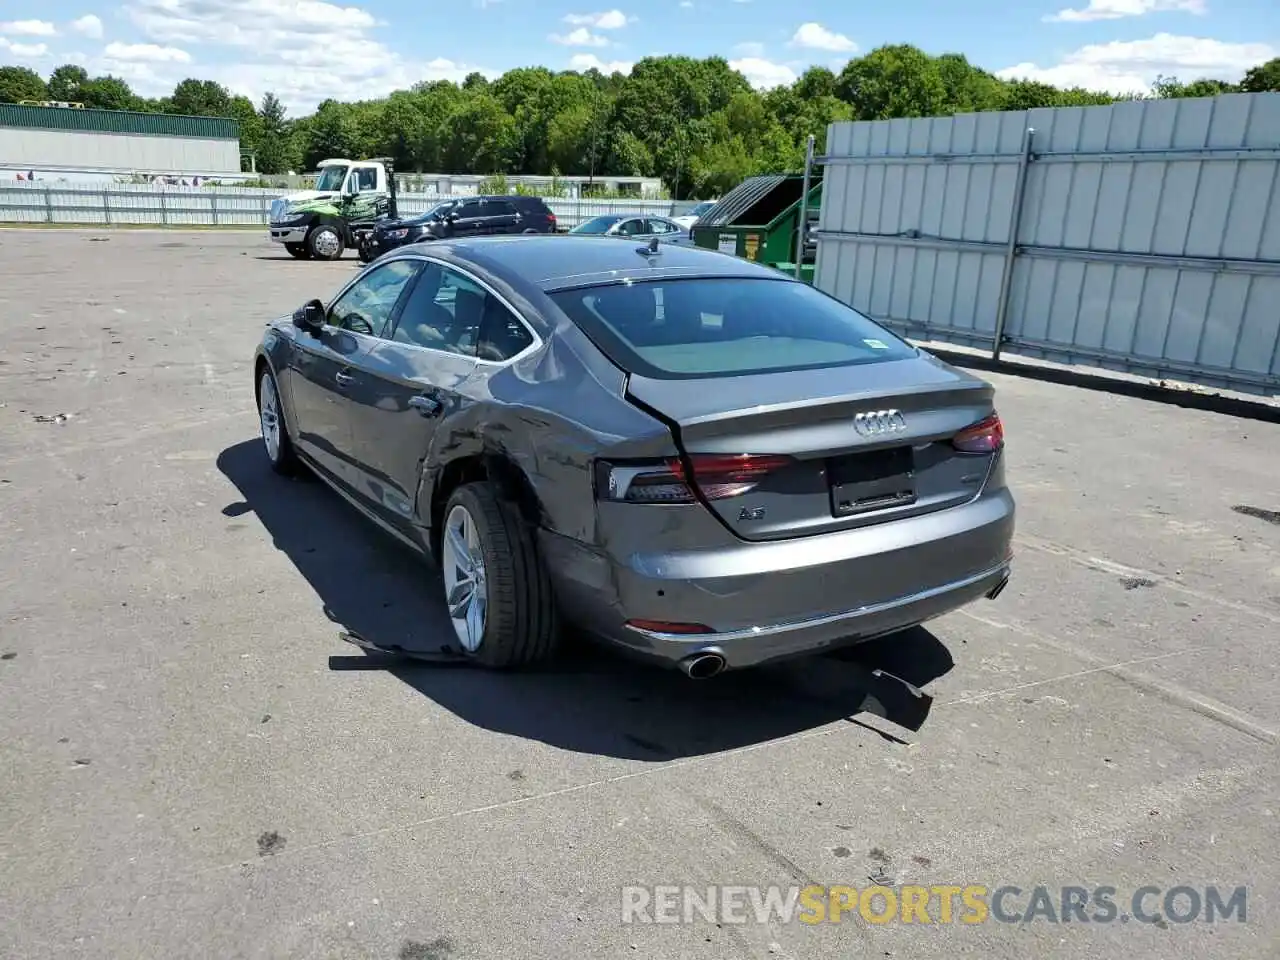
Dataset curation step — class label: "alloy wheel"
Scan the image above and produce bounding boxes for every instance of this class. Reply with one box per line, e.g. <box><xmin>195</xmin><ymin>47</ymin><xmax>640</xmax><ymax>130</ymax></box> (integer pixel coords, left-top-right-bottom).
<box><xmin>441</xmin><ymin>504</ymin><xmax>488</xmax><ymax>651</ymax></box>
<box><xmin>259</xmin><ymin>372</ymin><xmax>281</xmax><ymax>462</ymax></box>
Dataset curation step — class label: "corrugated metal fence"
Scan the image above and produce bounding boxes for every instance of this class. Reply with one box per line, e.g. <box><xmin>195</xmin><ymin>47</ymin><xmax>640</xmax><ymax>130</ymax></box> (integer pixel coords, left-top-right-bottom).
<box><xmin>0</xmin><ymin>182</ymin><xmax>678</xmax><ymax>230</ymax></box>
<box><xmin>814</xmin><ymin>92</ymin><xmax>1280</xmax><ymax>396</ymax></box>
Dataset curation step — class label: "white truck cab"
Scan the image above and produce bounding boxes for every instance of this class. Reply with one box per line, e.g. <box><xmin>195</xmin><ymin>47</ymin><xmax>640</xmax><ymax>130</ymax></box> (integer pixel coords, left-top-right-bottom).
<box><xmin>310</xmin><ymin>158</ymin><xmax>389</xmax><ymax>196</ymax></box>
<box><xmin>268</xmin><ymin>158</ymin><xmax>397</xmax><ymax>261</ymax></box>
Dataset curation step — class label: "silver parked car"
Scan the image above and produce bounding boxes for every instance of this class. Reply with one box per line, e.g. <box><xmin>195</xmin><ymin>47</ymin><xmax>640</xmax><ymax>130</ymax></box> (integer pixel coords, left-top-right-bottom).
<box><xmin>570</xmin><ymin>214</ymin><xmax>693</xmax><ymax>245</ymax></box>
<box><xmin>672</xmin><ymin>199</ymin><xmax>717</xmax><ymax>230</ymax></box>
<box><xmin>253</xmin><ymin>235</ymin><xmax>1014</xmax><ymax>678</ymax></box>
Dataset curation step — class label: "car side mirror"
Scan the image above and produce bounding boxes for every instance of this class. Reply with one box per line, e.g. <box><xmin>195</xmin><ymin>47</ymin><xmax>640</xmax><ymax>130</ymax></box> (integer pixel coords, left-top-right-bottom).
<box><xmin>293</xmin><ymin>299</ymin><xmax>325</xmax><ymax>333</ymax></box>
<box><xmin>447</xmin><ymin>211</ymin><xmax>460</xmax><ymax>223</ymax></box>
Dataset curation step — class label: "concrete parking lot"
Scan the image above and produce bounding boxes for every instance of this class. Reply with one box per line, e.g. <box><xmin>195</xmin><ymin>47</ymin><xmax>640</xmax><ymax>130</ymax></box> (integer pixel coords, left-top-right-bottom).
<box><xmin>1</xmin><ymin>229</ymin><xmax>1278</xmax><ymax>960</ymax></box>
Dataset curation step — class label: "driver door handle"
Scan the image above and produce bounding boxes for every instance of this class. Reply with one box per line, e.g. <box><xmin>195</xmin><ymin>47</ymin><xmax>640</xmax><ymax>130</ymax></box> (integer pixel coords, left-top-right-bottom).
<box><xmin>334</xmin><ymin>370</ymin><xmax>355</xmax><ymax>386</ymax></box>
<box><xmin>409</xmin><ymin>394</ymin><xmax>442</xmax><ymax>417</ymax></box>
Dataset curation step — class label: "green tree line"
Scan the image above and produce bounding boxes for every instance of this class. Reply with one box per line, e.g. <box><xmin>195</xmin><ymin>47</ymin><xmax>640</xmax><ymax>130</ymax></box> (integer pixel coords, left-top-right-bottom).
<box><xmin>2</xmin><ymin>49</ymin><xmax>1278</xmax><ymax>197</ymax></box>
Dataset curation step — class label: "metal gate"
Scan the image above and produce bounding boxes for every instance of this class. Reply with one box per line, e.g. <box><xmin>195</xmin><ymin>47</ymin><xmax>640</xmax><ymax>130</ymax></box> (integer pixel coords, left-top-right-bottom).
<box><xmin>812</xmin><ymin>93</ymin><xmax>1280</xmax><ymax>397</ymax></box>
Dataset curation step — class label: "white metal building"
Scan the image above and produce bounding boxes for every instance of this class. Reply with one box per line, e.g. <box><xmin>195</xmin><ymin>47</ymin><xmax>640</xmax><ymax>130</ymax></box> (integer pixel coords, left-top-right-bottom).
<box><xmin>0</xmin><ymin>103</ymin><xmax>243</xmax><ymax>182</ymax></box>
<box><xmin>814</xmin><ymin>92</ymin><xmax>1280</xmax><ymax>397</ymax></box>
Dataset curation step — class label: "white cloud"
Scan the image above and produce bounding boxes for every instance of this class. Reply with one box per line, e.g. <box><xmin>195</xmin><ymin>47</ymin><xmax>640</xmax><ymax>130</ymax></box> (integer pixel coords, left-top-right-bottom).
<box><xmin>0</xmin><ymin>37</ymin><xmax>50</xmax><ymax>59</ymax></box>
<box><xmin>103</xmin><ymin>42</ymin><xmax>193</xmax><ymax>63</ymax></box>
<box><xmin>70</xmin><ymin>15</ymin><xmax>105</xmax><ymax>39</ymax></box>
<box><xmin>997</xmin><ymin>33</ymin><xmax>1276</xmax><ymax>94</ymax></box>
<box><xmin>119</xmin><ymin>0</ymin><xmax>496</xmax><ymax>113</ymax></box>
<box><xmin>729</xmin><ymin>57</ymin><xmax>797</xmax><ymax>89</ymax></box>
<box><xmin>1</xmin><ymin>19</ymin><xmax>57</xmax><ymax>36</ymax></box>
<box><xmin>549</xmin><ymin>27</ymin><xmax>609</xmax><ymax>47</ymax></box>
<box><xmin>1045</xmin><ymin>0</ymin><xmax>1205</xmax><ymax>22</ymax></box>
<box><xmin>789</xmin><ymin>22</ymin><xmax>856</xmax><ymax>53</ymax></box>
<box><xmin>563</xmin><ymin>10</ymin><xmax>632</xmax><ymax>29</ymax></box>
<box><xmin>569</xmin><ymin>53</ymin><xmax>634</xmax><ymax>74</ymax></box>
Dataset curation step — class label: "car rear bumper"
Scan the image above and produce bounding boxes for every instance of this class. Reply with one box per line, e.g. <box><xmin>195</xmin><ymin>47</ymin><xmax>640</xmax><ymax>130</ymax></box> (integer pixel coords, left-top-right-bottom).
<box><xmin>542</xmin><ymin>487</ymin><xmax>1015</xmax><ymax>670</ymax></box>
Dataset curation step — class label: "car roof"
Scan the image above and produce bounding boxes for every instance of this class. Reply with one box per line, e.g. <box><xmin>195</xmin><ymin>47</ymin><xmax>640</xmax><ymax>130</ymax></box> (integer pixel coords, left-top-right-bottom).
<box><xmin>465</xmin><ymin>194</ymin><xmax>546</xmax><ymax>203</ymax></box>
<box><xmin>426</xmin><ymin>234</ymin><xmax>788</xmax><ymax>291</ymax></box>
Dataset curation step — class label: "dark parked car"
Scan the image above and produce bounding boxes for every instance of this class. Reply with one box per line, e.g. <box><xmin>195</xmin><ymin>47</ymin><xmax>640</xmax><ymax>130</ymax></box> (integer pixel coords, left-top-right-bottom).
<box><xmin>571</xmin><ymin>214</ymin><xmax>692</xmax><ymax>245</ymax></box>
<box><xmin>360</xmin><ymin>195</ymin><xmax>558</xmax><ymax>261</ymax></box>
<box><xmin>254</xmin><ymin>236</ymin><xmax>1014</xmax><ymax>678</ymax></box>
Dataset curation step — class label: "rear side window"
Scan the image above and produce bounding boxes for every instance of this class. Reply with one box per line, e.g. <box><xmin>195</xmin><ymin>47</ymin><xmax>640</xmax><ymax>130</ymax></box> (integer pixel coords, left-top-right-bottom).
<box><xmin>548</xmin><ymin>277</ymin><xmax>915</xmax><ymax>379</ymax></box>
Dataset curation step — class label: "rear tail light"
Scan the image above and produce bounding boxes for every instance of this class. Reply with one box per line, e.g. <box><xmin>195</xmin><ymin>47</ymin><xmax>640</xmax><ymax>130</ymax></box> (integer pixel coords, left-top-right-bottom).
<box><xmin>952</xmin><ymin>413</ymin><xmax>1004</xmax><ymax>453</ymax></box>
<box><xmin>594</xmin><ymin>453</ymin><xmax>793</xmax><ymax>503</ymax></box>
<box><xmin>547</xmin><ymin>212</ymin><xmax>557</xmax><ymax>227</ymax></box>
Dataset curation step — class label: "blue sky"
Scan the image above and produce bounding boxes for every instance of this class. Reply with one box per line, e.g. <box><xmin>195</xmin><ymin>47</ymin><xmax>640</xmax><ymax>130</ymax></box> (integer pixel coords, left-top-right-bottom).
<box><xmin>2</xmin><ymin>0</ymin><xmax>1276</xmax><ymax>114</ymax></box>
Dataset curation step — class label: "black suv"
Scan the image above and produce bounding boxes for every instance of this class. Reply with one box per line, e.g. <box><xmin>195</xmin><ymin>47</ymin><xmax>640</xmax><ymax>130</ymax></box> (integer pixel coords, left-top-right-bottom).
<box><xmin>361</xmin><ymin>195</ymin><xmax>559</xmax><ymax>261</ymax></box>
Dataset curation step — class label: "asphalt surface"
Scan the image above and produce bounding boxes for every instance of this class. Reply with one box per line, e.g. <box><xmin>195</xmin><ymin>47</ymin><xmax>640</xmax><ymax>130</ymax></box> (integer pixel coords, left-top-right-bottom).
<box><xmin>2</xmin><ymin>229</ymin><xmax>1278</xmax><ymax>960</ymax></box>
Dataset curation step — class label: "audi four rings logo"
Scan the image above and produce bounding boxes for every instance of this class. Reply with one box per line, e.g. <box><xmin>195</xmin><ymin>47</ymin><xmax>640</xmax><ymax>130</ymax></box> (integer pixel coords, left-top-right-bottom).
<box><xmin>854</xmin><ymin>409</ymin><xmax>907</xmax><ymax>436</ymax></box>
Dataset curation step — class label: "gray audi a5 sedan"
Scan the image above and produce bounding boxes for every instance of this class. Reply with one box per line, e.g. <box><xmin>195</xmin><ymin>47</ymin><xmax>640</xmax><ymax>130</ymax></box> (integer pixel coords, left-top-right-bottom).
<box><xmin>253</xmin><ymin>235</ymin><xmax>1014</xmax><ymax>678</ymax></box>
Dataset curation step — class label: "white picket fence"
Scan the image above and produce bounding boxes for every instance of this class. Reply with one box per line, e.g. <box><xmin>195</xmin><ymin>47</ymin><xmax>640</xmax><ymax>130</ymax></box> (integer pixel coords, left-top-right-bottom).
<box><xmin>0</xmin><ymin>181</ymin><xmax>681</xmax><ymax>229</ymax></box>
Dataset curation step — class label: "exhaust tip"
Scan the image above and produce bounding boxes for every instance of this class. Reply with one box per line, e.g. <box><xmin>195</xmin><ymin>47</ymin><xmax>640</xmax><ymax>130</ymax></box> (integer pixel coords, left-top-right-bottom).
<box><xmin>680</xmin><ymin>652</ymin><xmax>726</xmax><ymax>680</ymax></box>
<box><xmin>986</xmin><ymin>575</ymin><xmax>1011</xmax><ymax>600</ymax></box>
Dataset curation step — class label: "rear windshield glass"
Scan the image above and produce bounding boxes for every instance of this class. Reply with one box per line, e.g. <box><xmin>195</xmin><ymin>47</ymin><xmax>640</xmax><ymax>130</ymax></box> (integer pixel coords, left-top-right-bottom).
<box><xmin>548</xmin><ymin>277</ymin><xmax>915</xmax><ymax>379</ymax></box>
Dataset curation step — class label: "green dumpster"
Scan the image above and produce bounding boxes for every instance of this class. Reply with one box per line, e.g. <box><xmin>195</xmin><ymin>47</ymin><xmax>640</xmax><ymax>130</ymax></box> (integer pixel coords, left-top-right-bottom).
<box><xmin>691</xmin><ymin>174</ymin><xmax>822</xmax><ymax>281</ymax></box>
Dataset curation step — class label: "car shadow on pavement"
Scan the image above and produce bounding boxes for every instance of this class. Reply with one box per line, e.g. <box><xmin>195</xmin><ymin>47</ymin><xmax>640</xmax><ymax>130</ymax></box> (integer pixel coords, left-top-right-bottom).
<box><xmin>218</xmin><ymin>439</ymin><xmax>955</xmax><ymax>761</ymax></box>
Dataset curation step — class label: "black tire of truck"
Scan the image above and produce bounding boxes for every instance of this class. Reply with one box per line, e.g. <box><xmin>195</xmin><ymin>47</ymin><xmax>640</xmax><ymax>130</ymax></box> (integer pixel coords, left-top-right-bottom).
<box><xmin>306</xmin><ymin>223</ymin><xmax>346</xmax><ymax>261</ymax></box>
<box><xmin>285</xmin><ymin>243</ymin><xmax>310</xmax><ymax>259</ymax></box>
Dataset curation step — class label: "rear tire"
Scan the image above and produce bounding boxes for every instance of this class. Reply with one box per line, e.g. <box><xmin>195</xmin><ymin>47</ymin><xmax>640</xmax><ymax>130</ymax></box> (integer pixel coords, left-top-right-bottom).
<box><xmin>306</xmin><ymin>223</ymin><xmax>345</xmax><ymax>261</ymax></box>
<box><xmin>257</xmin><ymin>367</ymin><xmax>299</xmax><ymax>476</ymax></box>
<box><xmin>285</xmin><ymin>243</ymin><xmax>310</xmax><ymax>259</ymax></box>
<box><xmin>440</xmin><ymin>482</ymin><xmax>558</xmax><ymax>668</ymax></box>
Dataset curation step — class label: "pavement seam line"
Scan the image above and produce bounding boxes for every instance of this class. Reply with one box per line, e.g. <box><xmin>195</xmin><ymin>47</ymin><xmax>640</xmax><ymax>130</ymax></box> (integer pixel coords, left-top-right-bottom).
<box><xmin>148</xmin><ymin>720</ymin><xmax>857</xmax><ymax>888</ymax></box>
<box><xmin>1014</xmin><ymin>533</ymin><xmax>1280</xmax><ymax>626</ymax></box>
<box><xmin>959</xmin><ymin>609</ymin><xmax>1279</xmax><ymax>746</ymax></box>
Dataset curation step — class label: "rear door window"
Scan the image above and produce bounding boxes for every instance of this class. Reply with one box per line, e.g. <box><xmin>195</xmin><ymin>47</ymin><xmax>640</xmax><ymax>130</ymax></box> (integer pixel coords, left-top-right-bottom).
<box><xmin>548</xmin><ymin>277</ymin><xmax>915</xmax><ymax>379</ymax></box>
<box><xmin>388</xmin><ymin>264</ymin><xmax>490</xmax><ymax>358</ymax></box>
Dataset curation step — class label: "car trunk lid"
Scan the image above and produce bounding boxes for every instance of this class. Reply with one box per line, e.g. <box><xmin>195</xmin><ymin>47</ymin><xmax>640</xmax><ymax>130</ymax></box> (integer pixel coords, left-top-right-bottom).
<box><xmin>624</xmin><ymin>354</ymin><xmax>999</xmax><ymax>542</ymax></box>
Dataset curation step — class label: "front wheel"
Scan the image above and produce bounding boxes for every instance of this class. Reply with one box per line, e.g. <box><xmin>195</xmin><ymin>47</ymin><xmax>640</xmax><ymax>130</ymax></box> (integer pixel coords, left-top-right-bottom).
<box><xmin>306</xmin><ymin>223</ymin><xmax>345</xmax><ymax>261</ymax></box>
<box><xmin>257</xmin><ymin>367</ymin><xmax>299</xmax><ymax>475</ymax></box>
<box><xmin>439</xmin><ymin>483</ymin><xmax>558</xmax><ymax>668</ymax></box>
<box><xmin>284</xmin><ymin>243</ymin><xmax>310</xmax><ymax>259</ymax></box>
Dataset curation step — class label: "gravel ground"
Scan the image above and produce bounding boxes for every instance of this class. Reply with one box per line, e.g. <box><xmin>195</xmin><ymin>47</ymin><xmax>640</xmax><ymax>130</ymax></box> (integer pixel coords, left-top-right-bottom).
<box><xmin>1</xmin><ymin>229</ymin><xmax>1278</xmax><ymax>960</ymax></box>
